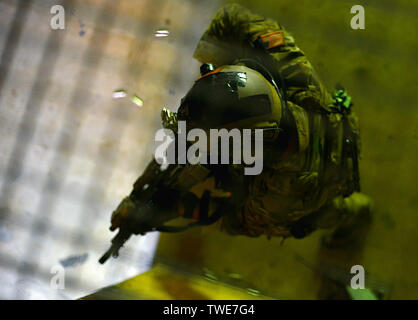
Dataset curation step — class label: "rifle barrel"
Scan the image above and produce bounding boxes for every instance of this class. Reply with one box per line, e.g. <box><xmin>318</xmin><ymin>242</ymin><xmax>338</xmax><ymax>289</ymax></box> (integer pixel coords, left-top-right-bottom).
<box><xmin>99</xmin><ymin>246</ymin><xmax>114</xmax><ymax>264</ymax></box>
<box><xmin>99</xmin><ymin>229</ymin><xmax>131</xmax><ymax>264</ymax></box>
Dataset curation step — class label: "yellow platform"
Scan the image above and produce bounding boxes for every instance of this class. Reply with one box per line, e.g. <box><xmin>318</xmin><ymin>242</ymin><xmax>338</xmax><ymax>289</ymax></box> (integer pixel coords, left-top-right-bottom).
<box><xmin>82</xmin><ymin>263</ymin><xmax>272</xmax><ymax>300</ymax></box>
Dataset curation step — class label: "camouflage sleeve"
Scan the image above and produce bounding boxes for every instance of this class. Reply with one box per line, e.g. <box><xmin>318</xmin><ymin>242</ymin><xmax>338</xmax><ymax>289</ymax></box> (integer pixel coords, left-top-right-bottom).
<box><xmin>194</xmin><ymin>3</ymin><xmax>281</xmax><ymax>65</ymax></box>
<box><xmin>202</xmin><ymin>3</ymin><xmax>280</xmax><ymax>43</ymax></box>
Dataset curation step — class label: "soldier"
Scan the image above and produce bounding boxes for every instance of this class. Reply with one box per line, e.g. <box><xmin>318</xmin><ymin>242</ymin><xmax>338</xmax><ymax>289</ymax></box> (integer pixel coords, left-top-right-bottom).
<box><xmin>99</xmin><ymin>4</ymin><xmax>372</xmax><ymax>264</ymax></box>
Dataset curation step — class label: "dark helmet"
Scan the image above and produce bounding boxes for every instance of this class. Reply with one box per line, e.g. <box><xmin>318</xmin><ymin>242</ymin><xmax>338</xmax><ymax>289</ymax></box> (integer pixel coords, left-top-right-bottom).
<box><xmin>177</xmin><ymin>64</ymin><xmax>285</xmax><ymax>139</ymax></box>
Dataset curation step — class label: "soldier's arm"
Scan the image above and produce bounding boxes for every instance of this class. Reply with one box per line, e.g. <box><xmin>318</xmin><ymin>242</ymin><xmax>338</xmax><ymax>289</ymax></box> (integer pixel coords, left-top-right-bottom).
<box><xmin>194</xmin><ymin>3</ymin><xmax>283</xmax><ymax>65</ymax></box>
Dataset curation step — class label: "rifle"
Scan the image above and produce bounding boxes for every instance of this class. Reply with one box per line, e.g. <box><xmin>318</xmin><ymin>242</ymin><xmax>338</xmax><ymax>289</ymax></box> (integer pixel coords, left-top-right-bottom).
<box><xmin>99</xmin><ymin>160</ymin><xmax>175</xmax><ymax>264</ymax></box>
<box><xmin>99</xmin><ymin>228</ymin><xmax>131</xmax><ymax>264</ymax></box>
<box><xmin>99</xmin><ymin>160</ymin><xmax>215</xmax><ymax>264</ymax></box>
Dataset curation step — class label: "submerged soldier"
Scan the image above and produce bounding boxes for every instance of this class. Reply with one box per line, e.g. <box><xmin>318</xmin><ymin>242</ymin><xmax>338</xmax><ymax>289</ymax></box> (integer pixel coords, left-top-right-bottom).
<box><xmin>99</xmin><ymin>4</ymin><xmax>372</xmax><ymax>264</ymax></box>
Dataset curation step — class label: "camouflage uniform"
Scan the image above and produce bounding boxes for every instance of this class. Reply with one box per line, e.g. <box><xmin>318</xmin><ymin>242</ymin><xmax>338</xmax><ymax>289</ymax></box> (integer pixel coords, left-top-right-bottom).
<box><xmin>191</xmin><ymin>3</ymin><xmax>372</xmax><ymax>240</ymax></box>
<box><xmin>104</xmin><ymin>4</ymin><xmax>373</xmax><ymax>255</ymax></box>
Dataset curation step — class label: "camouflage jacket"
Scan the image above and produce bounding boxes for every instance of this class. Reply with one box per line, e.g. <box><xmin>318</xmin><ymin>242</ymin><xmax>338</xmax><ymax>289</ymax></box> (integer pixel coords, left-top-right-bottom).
<box><xmin>190</xmin><ymin>4</ymin><xmax>361</xmax><ymax>238</ymax></box>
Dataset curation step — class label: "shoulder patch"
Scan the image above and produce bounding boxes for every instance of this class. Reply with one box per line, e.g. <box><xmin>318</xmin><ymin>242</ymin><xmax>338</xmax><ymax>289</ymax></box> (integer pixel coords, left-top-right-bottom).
<box><xmin>259</xmin><ymin>31</ymin><xmax>285</xmax><ymax>49</ymax></box>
